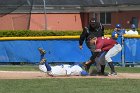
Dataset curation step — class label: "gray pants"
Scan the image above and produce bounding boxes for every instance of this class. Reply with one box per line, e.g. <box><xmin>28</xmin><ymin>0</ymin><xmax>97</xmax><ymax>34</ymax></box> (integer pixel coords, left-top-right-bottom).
<box><xmin>86</xmin><ymin>41</ymin><xmax>105</xmax><ymax>72</ymax></box>
<box><xmin>95</xmin><ymin>52</ymin><xmax>106</xmax><ymax>72</ymax></box>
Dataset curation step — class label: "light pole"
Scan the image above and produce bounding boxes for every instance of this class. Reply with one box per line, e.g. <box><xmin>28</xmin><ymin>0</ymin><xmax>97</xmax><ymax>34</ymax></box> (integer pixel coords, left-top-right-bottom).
<box><xmin>43</xmin><ymin>0</ymin><xmax>47</xmax><ymax>30</ymax></box>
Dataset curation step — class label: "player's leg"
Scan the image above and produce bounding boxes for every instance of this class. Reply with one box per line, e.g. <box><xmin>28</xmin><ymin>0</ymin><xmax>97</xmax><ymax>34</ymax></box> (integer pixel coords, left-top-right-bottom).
<box><xmin>95</xmin><ymin>51</ymin><xmax>108</xmax><ymax>76</ymax></box>
<box><xmin>44</xmin><ymin>61</ymin><xmax>51</xmax><ymax>71</ymax></box>
<box><xmin>38</xmin><ymin>48</ymin><xmax>52</xmax><ymax>76</ymax></box>
<box><xmin>105</xmin><ymin>44</ymin><xmax>122</xmax><ymax>75</ymax></box>
<box><xmin>98</xmin><ymin>51</ymin><xmax>107</xmax><ymax>74</ymax></box>
<box><xmin>95</xmin><ymin>58</ymin><xmax>101</xmax><ymax>73</ymax></box>
<box><xmin>38</xmin><ymin>47</ymin><xmax>46</xmax><ymax>63</ymax></box>
<box><xmin>105</xmin><ymin>56</ymin><xmax>116</xmax><ymax>75</ymax></box>
<box><xmin>38</xmin><ymin>47</ymin><xmax>46</xmax><ymax>64</ymax></box>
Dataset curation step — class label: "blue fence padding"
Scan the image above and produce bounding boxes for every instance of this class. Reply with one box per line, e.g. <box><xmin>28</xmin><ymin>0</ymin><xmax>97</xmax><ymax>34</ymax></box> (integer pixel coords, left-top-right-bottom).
<box><xmin>0</xmin><ymin>40</ymin><xmax>91</xmax><ymax>63</ymax></box>
<box><xmin>111</xmin><ymin>52</ymin><xmax>122</xmax><ymax>62</ymax></box>
<box><xmin>0</xmin><ymin>38</ymin><xmax>140</xmax><ymax>64</ymax></box>
<box><xmin>124</xmin><ymin>38</ymin><xmax>140</xmax><ymax>63</ymax></box>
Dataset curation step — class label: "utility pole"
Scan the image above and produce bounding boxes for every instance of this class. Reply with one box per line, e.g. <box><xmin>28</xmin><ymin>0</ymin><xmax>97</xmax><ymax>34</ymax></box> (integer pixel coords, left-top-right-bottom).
<box><xmin>43</xmin><ymin>0</ymin><xmax>47</xmax><ymax>30</ymax></box>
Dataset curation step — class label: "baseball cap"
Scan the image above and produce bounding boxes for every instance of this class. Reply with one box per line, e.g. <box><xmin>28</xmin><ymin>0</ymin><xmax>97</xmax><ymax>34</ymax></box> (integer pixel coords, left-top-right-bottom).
<box><xmin>116</xmin><ymin>24</ymin><xmax>121</xmax><ymax>28</ymax></box>
<box><xmin>131</xmin><ymin>24</ymin><xmax>136</xmax><ymax>29</ymax></box>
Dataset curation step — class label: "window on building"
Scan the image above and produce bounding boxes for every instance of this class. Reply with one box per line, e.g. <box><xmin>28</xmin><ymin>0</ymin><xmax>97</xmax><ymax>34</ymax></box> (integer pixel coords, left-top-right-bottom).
<box><xmin>100</xmin><ymin>12</ymin><xmax>111</xmax><ymax>24</ymax></box>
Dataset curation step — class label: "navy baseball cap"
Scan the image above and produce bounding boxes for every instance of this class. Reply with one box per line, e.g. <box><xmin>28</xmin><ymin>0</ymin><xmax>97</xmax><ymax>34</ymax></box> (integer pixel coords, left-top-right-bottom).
<box><xmin>116</xmin><ymin>24</ymin><xmax>121</xmax><ymax>28</ymax></box>
<box><xmin>131</xmin><ymin>24</ymin><xmax>136</xmax><ymax>29</ymax></box>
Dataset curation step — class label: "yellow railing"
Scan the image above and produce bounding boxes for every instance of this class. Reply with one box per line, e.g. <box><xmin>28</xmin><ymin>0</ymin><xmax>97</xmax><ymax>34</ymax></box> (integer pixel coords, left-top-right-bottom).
<box><xmin>0</xmin><ymin>36</ymin><xmax>79</xmax><ymax>41</ymax></box>
<box><xmin>0</xmin><ymin>35</ymin><xmax>140</xmax><ymax>40</ymax></box>
<box><xmin>123</xmin><ymin>34</ymin><xmax>140</xmax><ymax>38</ymax></box>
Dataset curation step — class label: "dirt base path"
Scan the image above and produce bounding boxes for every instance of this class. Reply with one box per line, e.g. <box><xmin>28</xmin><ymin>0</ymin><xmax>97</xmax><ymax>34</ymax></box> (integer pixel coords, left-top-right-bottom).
<box><xmin>0</xmin><ymin>71</ymin><xmax>140</xmax><ymax>79</ymax></box>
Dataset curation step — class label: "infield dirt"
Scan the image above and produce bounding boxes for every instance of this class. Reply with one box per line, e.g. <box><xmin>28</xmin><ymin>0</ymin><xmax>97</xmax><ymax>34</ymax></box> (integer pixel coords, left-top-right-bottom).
<box><xmin>0</xmin><ymin>71</ymin><xmax>140</xmax><ymax>79</ymax></box>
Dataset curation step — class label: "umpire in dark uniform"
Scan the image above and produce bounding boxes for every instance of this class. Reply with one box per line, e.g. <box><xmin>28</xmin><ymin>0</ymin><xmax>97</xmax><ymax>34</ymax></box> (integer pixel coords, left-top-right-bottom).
<box><xmin>79</xmin><ymin>18</ymin><xmax>104</xmax><ymax>73</ymax></box>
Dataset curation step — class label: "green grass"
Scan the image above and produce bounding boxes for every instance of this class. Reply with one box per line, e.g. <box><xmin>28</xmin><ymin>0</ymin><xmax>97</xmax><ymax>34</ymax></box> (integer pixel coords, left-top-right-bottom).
<box><xmin>0</xmin><ymin>78</ymin><xmax>140</xmax><ymax>93</ymax></box>
<box><xmin>105</xmin><ymin>67</ymin><xmax>140</xmax><ymax>73</ymax></box>
<box><xmin>0</xmin><ymin>65</ymin><xmax>140</xmax><ymax>93</ymax></box>
<box><xmin>0</xmin><ymin>65</ymin><xmax>39</xmax><ymax>71</ymax></box>
<box><xmin>89</xmin><ymin>66</ymin><xmax>140</xmax><ymax>73</ymax></box>
<box><xmin>0</xmin><ymin>65</ymin><xmax>140</xmax><ymax>73</ymax></box>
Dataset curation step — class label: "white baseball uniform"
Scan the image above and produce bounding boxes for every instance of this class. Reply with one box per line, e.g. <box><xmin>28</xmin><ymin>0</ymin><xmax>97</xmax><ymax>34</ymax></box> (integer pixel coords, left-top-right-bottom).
<box><xmin>126</xmin><ymin>30</ymin><xmax>138</xmax><ymax>35</ymax></box>
<box><xmin>39</xmin><ymin>64</ymin><xmax>83</xmax><ymax>76</ymax></box>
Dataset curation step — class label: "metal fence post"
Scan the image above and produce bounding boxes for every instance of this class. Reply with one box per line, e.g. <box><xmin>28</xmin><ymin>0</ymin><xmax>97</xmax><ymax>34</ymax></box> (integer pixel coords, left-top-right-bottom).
<box><xmin>121</xmin><ymin>36</ymin><xmax>125</xmax><ymax>67</ymax></box>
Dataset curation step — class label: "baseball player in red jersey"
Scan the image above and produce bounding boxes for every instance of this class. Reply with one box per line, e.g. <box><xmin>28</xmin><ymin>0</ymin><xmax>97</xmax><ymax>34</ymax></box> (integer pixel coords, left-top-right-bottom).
<box><xmin>88</xmin><ymin>36</ymin><xmax>122</xmax><ymax>75</ymax></box>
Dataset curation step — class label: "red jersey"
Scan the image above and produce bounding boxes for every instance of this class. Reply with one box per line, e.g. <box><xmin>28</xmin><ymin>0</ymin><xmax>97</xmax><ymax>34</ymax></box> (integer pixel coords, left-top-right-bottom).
<box><xmin>95</xmin><ymin>37</ymin><xmax>117</xmax><ymax>51</ymax></box>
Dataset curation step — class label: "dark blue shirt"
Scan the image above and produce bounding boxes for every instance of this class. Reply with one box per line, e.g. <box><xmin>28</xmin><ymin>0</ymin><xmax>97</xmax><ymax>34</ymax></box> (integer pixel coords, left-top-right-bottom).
<box><xmin>111</xmin><ymin>29</ymin><xmax>125</xmax><ymax>45</ymax></box>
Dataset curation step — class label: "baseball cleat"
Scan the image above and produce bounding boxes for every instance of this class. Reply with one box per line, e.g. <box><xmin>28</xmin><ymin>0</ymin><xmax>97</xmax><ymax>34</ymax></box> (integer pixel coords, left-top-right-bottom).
<box><xmin>91</xmin><ymin>72</ymin><xmax>109</xmax><ymax>76</ymax></box>
<box><xmin>109</xmin><ymin>72</ymin><xmax>117</xmax><ymax>76</ymax></box>
<box><xmin>101</xmin><ymin>72</ymin><xmax>109</xmax><ymax>76</ymax></box>
<box><xmin>39</xmin><ymin>58</ymin><xmax>47</xmax><ymax>65</ymax></box>
<box><xmin>38</xmin><ymin>48</ymin><xmax>46</xmax><ymax>55</ymax></box>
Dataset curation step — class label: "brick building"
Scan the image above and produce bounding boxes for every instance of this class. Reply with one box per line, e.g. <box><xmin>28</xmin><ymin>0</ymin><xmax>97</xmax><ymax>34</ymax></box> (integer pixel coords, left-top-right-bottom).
<box><xmin>0</xmin><ymin>0</ymin><xmax>140</xmax><ymax>31</ymax></box>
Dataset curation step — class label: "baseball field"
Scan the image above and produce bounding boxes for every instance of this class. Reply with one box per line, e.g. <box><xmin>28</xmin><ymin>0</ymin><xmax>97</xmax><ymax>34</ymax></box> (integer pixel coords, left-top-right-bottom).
<box><xmin>0</xmin><ymin>65</ymin><xmax>140</xmax><ymax>93</ymax></box>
